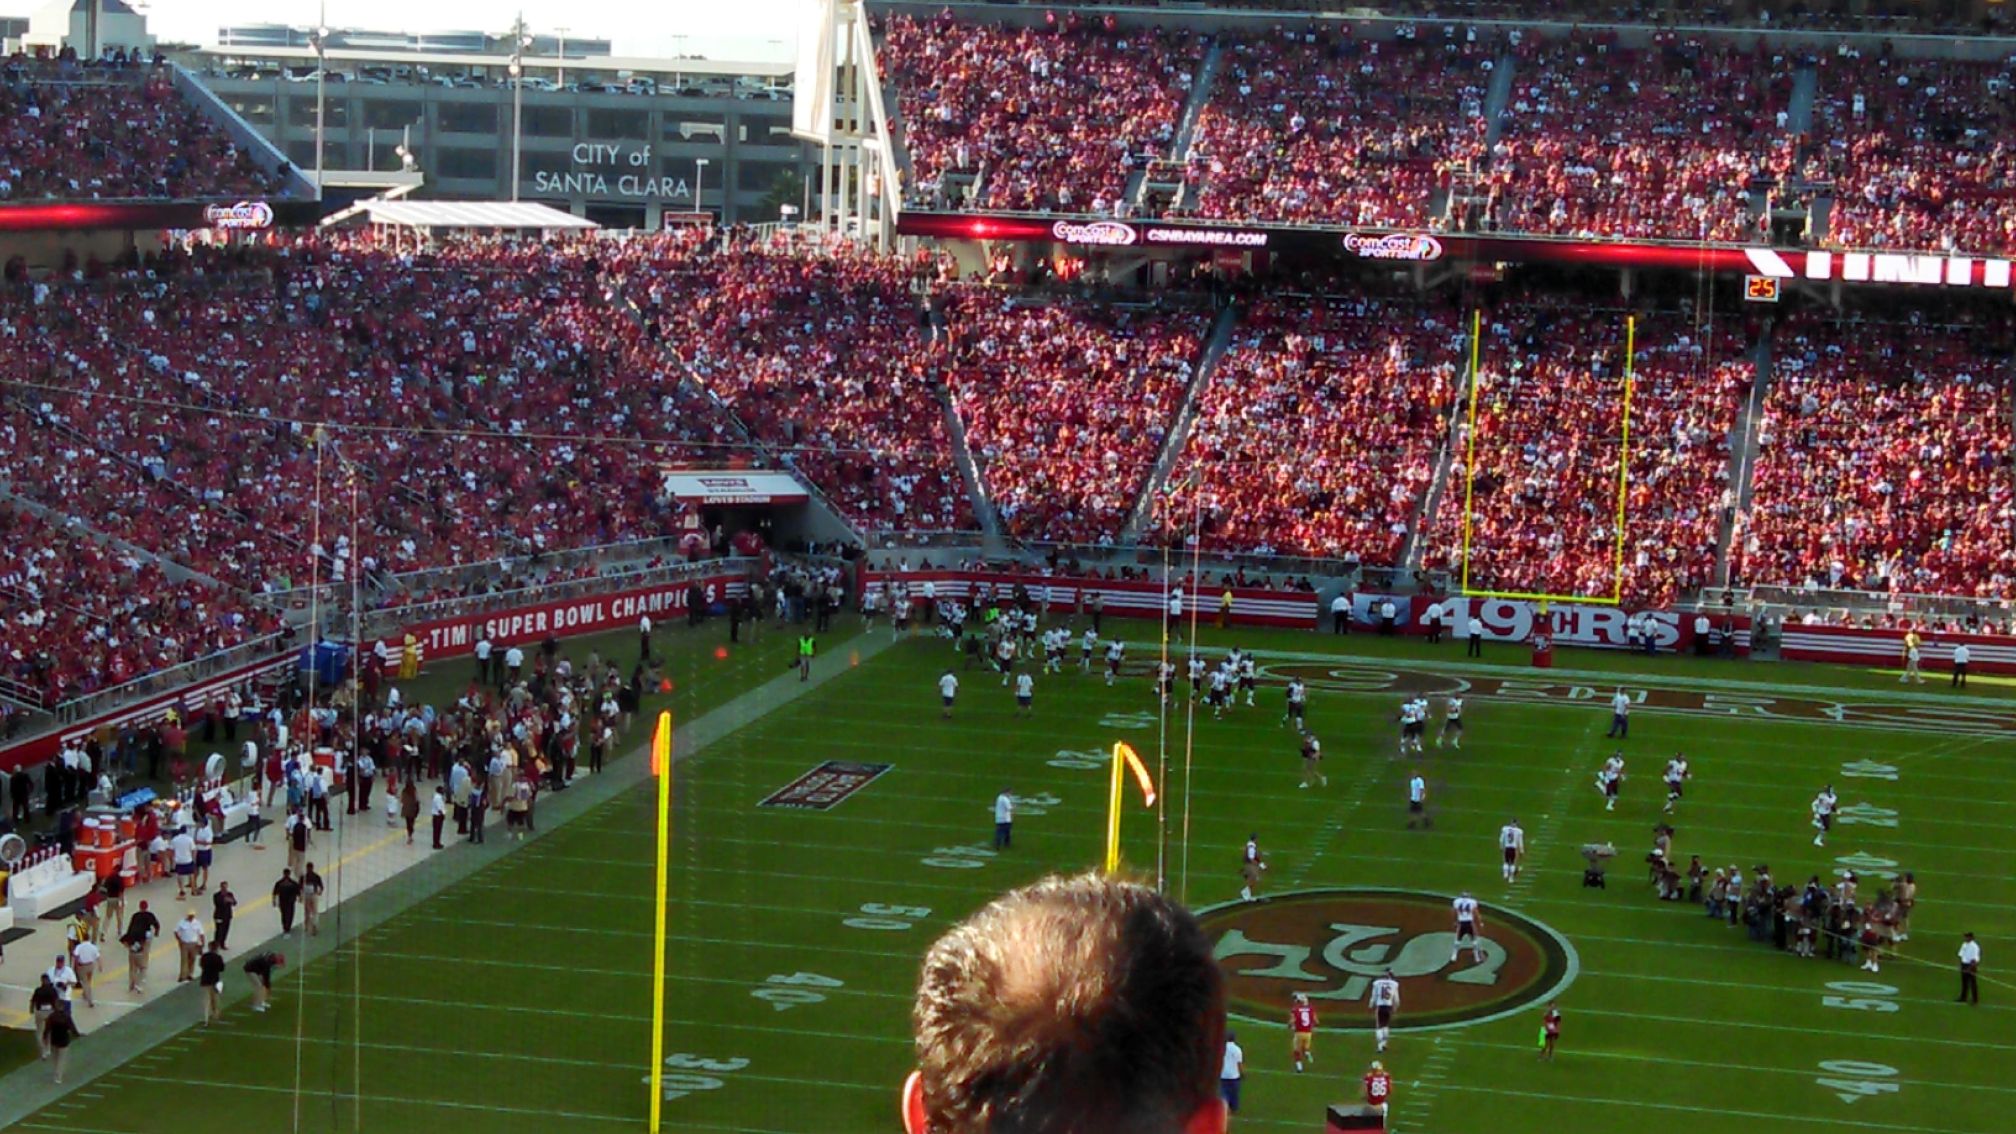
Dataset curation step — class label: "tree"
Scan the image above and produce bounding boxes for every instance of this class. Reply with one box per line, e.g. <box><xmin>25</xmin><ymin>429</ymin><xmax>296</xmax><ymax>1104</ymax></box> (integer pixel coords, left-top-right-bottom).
<box><xmin>759</xmin><ymin>169</ymin><xmax>809</xmax><ymax>223</ymax></box>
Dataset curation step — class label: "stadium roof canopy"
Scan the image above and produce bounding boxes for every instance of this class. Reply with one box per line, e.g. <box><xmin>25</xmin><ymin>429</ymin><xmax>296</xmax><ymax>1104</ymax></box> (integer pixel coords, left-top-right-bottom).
<box><xmin>334</xmin><ymin>200</ymin><xmax>599</xmax><ymax>232</ymax></box>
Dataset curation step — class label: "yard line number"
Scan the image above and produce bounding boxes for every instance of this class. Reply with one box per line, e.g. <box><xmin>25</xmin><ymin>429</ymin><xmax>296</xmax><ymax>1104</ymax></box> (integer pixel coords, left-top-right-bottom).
<box><xmin>641</xmin><ymin>1053</ymin><xmax>750</xmax><ymax>1101</ymax></box>
<box><xmin>920</xmin><ymin>843</ymin><xmax>996</xmax><ymax>869</ymax></box>
<box><xmin>1821</xmin><ymin>980</ymin><xmax>1899</xmax><ymax>1014</ymax></box>
<box><xmin>1815</xmin><ymin>1060</ymin><xmax>1900</xmax><ymax>1106</ymax></box>
<box><xmin>843</xmin><ymin>902</ymin><xmax>933</xmax><ymax>931</ymax></box>
<box><xmin>751</xmin><ymin>971</ymin><xmax>844</xmax><ymax>1011</ymax></box>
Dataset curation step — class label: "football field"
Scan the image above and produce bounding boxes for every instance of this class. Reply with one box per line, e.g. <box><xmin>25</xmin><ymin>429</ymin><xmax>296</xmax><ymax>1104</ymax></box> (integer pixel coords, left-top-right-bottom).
<box><xmin>13</xmin><ymin>619</ymin><xmax>2015</xmax><ymax>1134</ymax></box>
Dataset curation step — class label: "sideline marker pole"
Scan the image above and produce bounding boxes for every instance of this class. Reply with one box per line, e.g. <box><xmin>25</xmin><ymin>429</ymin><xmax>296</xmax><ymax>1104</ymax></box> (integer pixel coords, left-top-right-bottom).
<box><xmin>648</xmin><ymin>711</ymin><xmax>675</xmax><ymax>1133</ymax></box>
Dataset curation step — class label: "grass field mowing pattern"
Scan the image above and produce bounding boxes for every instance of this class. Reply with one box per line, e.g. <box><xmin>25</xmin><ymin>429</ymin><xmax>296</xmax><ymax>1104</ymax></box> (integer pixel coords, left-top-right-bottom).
<box><xmin>16</xmin><ymin>627</ymin><xmax>2016</xmax><ymax>1134</ymax></box>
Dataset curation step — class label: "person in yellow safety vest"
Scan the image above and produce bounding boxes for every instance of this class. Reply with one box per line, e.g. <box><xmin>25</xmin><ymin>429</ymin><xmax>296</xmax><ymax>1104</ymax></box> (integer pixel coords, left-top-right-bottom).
<box><xmin>1219</xmin><ymin>589</ymin><xmax>1234</xmax><ymax>629</ymax></box>
<box><xmin>799</xmin><ymin>634</ymin><xmax>816</xmax><ymax>682</ymax></box>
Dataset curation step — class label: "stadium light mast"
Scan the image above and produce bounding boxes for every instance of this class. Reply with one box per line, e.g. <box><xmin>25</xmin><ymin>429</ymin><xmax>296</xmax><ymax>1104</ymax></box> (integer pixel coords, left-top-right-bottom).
<box><xmin>309</xmin><ymin>6</ymin><xmax>329</xmax><ymax>191</ymax></box>
<box><xmin>509</xmin><ymin>14</ymin><xmax>531</xmax><ymax>202</ymax></box>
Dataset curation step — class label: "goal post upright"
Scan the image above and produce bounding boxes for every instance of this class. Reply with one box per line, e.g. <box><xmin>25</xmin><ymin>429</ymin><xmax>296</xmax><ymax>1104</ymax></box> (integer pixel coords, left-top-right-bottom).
<box><xmin>1458</xmin><ymin>308</ymin><xmax>1485</xmax><ymax>596</ymax></box>
<box><xmin>1611</xmin><ymin>315</ymin><xmax>1637</xmax><ymax>605</ymax></box>
<box><xmin>1457</xmin><ymin>310</ymin><xmax>1636</xmax><ymax>607</ymax></box>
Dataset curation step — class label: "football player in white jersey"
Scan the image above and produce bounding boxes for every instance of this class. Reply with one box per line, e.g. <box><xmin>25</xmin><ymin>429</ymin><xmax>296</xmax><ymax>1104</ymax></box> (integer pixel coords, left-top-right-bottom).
<box><xmin>1811</xmin><ymin>784</ymin><xmax>1838</xmax><ymax>847</ymax></box>
<box><xmin>1499</xmin><ymin>818</ymin><xmax>1525</xmax><ymax>882</ymax></box>
<box><xmin>1437</xmin><ymin>696</ymin><xmax>1464</xmax><ymax>749</ymax></box>
<box><xmin>1283</xmin><ymin>677</ymin><xmax>1308</xmax><ymax>730</ymax></box>
<box><xmin>1104</xmin><ymin>640</ymin><xmax>1125</xmax><ymax>687</ymax></box>
<box><xmin>1237</xmin><ymin>652</ymin><xmax>1257</xmax><ymax>706</ymax></box>
<box><xmin>1043</xmin><ymin>629</ymin><xmax>1065</xmax><ymax>674</ymax></box>
<box><xmin>1299</xmin><ymin>731</ymin><xmax>1327</xmax><ymax>789</ymax></box>
<box><xmin>1597</xmin><ymin>754</ymin><xmax>1625</xmax><ymax>811</ymax></box>
<box><xmin>1368</xmin><ymin>969</ymin><xmax>1401</xmax><ymax>1053</ymax></box>
<box><xmin>1240</xmin><ymin>834</ymin><xmax>1267</xmax><ymax>902</ymax></box>
<box><xmin>1452</xmin><ymin>893</ymin><xmax>1485</xmax><ymax>962</ymax></box>
<box><xmin>1014</xmin><ymin>671</ymin><xmax>1035</xmax><ymax>717</ymax></box>
<box><xmin>1188</xmin><ymin>655</ymin><xmax>1207</xmax><ymax>699</ymax></box>
<box><xmin>1662</xmin><ymin>752</ymin><xmax>1691</xmax><ymax>814</ymax></box>
<box><xmin>1155</xmin><ymin>660</ymin><xmax>1176</xmax><ymax>704</ymax></box>
<box><xmin>1079</xmin><ymin>627</ymin><xmax>1099</xmax><ymax>670</ymax></box>
<box><xmin>1207</xmin><ymin>666</ymin><xmax>1231</xmax><ymax>718</ymax></box>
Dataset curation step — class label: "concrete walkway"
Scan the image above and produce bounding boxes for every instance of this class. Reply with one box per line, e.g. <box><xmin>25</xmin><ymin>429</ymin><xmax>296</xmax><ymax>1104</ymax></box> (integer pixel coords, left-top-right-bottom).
<box><xmin>0</xmin><ymin>624</ymin><xmax>891</xmax><ymax>1126</ymax></box>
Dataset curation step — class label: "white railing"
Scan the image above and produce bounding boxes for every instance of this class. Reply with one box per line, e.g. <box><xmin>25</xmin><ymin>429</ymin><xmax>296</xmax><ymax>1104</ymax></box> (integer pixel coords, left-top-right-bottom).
<box><xmin>48</xmin><ymin>633</ymin><xmax>292</xmax><ymax>723</ymax></box>
<box><xmin>367</xmin><ymin>536</ymin><xmax>694</xmax><ymax>613</ymax></box>
<box><xmin>1742</xmin><ymin>584</ymin><xmax>2015</xmax><ymax>629</ymax></box>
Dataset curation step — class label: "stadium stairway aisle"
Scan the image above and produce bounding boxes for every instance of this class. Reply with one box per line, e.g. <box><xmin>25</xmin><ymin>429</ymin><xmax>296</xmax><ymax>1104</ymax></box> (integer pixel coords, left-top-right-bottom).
<box><xmin>1117</xmin><ymin>304</ymin><xmax>1240</xmax><ymax>543</ymax></box>
<box><xmin>1717</xmin><ymin>320</ymin><xmax>1776</xmax><ymax>587</ymax></box>
<box><xmin>0</xmin><ymin>624</ymin><xmax>895</xmax><ymax>1126</ymax></box>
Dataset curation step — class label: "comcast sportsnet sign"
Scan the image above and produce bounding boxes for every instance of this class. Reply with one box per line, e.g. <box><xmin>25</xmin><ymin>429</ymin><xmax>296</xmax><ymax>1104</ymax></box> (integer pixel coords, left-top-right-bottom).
<box><xmin>202</xmin><ymin>201</ymin><xmax>275</xmax><ymax>230</ymax></box>
<box><xmin>1199</xmin><ymin>889</ymin><xmax>1578</xmax><ymax>1030</ymax></box>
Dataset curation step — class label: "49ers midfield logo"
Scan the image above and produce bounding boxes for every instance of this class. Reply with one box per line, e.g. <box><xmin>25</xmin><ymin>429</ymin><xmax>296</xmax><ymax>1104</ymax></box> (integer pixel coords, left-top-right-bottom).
<box><xmin>1198</xmin><ymin>888</ymin><xmax>1578</xmax><ymax>1030</ymax></box>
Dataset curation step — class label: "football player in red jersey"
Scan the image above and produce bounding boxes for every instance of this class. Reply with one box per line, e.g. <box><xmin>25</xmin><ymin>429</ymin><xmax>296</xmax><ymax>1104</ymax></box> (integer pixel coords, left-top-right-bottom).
<box><xmin>1363</xmin><ymin>1059</ymin><xmax>1392</xmax><ymax>1113</ymax></box>
<box><xmin>1539</xmin><ymin>1001</ymin><xmax>1562</xmax><ymax>1060</ymax></box>
<box><xmin>1289</xmin><ymin>992</ymin><xmax>1317</xmax><ymax>1072</ymax></box>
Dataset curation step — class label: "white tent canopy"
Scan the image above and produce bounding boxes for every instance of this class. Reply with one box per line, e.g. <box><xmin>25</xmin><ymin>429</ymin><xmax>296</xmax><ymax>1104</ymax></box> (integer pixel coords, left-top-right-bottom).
<box><xmin>329</xmin><ymin>200</ymin><xmax>599</xmax><ymax>232</ymax></box>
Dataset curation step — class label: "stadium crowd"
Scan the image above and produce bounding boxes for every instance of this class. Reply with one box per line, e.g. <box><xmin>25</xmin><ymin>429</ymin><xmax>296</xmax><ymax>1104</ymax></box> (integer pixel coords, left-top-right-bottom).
<box><xmin>1806</xmin><ymin>49</ymin><xmax>2016</xmax><ymax>255</ymax></box>
<box><xmin>1157</xmin><ymin>296</ymin><xmax>1461</xmax><ymax>560</ymax></box>
<box><xmin>1423</xmin><ymin>304</ymin><xmax>1751</xmax><ymax>604</ymax></box>
<box><xmin>0</xmin><ymin>236</ymin><xmax>728</xmax><ymax>592</ymax></box>
<box><xmin>879</xmin><ymin>10</ymin><xmax>1202</xmax><ymax>213</ymax></box>
<box><xmin>0</xmin><ymin>55</ymin><xmax>284</xmax><ymax>201</ymax></box>
<box><xmin>1739</xmin><ymin>311</ymin><xmax>2015</xmax><ymax>598</ymax></box>
<box><xmin>1178</xmin><ymin>23</ymin><xmax>1492</xmax><ymax>226</ymax></box>
<box><xmin>4</xmin><ymin>217</ymin><xmax>2015</xmax><ymax>713</ymax></box>
<box><xmin>941</xmin><ymin>290</ymin><xmax>1208</xmax><ymax>543</ymax></box>
<box><xmin>882</xmin><ymin>11</ymin><xmax>2016</xmax><ymax>256</ymax></box>
<box><xmin>1481</xmin><ymin>32</ymin><xmax>1791</xmax><ymax>242</ymax></box>
<box><xmin>615</xmin><ymin>232</ymin><xmax>975</xmax><ymax>532</ymax></box>
<box><xmin>0</xmin><ymin>505</ymin><xmax>282</xmax><ymax>707</ymax></box>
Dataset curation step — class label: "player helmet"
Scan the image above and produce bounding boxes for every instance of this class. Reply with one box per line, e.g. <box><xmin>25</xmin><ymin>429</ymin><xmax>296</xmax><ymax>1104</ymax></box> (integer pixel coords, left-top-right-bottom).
<box><xmin>1369</xmin><ymin>1060</ymin><xmax>1384</xmax><ymax>1071</ymax></box>
<box><xmin>1293</xmin><ymin>992</ymin><xmax>1309</xmax><ymax>1004</ymax></box>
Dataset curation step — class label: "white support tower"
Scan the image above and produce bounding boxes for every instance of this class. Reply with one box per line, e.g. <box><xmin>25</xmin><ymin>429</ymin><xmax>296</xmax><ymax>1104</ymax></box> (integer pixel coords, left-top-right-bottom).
<box><xmin>793</xmin><ymin>0</ymin><xmax>899</xmax><ymax>247</ymax></box>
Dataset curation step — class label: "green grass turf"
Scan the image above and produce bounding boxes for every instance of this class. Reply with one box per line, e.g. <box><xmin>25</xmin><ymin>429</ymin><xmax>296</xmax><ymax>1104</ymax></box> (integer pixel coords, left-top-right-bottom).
<box><xmin>13</xmin><ymin>621</ymin><xmax>2015</xmax><ymax>1134</ymax></box>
